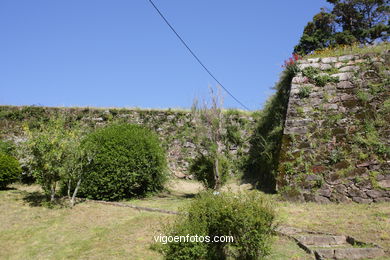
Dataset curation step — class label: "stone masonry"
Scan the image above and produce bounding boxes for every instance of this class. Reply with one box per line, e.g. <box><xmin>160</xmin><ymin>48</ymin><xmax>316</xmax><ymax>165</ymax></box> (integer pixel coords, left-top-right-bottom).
<box><xmin>278</xmin><ymin>50</ymin><xmax>390</xmax><ymax>203</ymax></box>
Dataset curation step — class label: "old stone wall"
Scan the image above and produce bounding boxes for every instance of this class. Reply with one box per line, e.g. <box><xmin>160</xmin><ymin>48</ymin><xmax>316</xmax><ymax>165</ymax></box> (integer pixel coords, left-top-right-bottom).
<box><xmin>278</xmin><ymin>51</ymin><xmax>390</xmax><ymax>203</ymax></box>
<box><xmin>0</xmin><ymin>106</ymin><xmax>255</xmax><ymax>177</ymax></box>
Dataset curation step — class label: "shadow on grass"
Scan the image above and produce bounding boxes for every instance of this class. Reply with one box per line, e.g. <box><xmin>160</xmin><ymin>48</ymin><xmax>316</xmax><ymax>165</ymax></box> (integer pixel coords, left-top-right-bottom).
<box><xmin>0</xmin><ymin>186</ymin><xmax>17</xmax><ymax>191</ymax></box>
<box><xmin>22</xmin><ymin>191</ymin><xmax>74</xmax><ymax>208</ymax></box>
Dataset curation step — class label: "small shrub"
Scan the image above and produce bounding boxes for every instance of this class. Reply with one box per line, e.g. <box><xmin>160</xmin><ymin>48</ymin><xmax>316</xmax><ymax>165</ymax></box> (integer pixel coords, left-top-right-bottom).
<box><xmin>314</xmin><ymin>74</ymin><xmax>339</xmax><ymax>87</ymax></box>
<box><xmin>302</xmin><ymin>67</ymin><xmax>321</xmax><ymax>80</ymax></box>
<box><xmin>162</xmin><ymin>191</ymin><xmax>275</xmax><ymax>260</ymax></box>
<box><xmin>189</xmin><ymin>154</ymin><xmax>230</xmax><ymax>189</ymax></box>
<box><xmin>298</xmin><ymin>85</ymin><xmax>312</xmax><ymax>98</ymax></box>
<box><xmin>0</xmin><ymin>152</ymin><xmax>22</xmax><ymax>189</ymax></box>
<box><xmin>78</xmin><ymin>124</ymin><xmax>167</xmax><ymax>201</ymax></box>
<box><xmin>0</xmin><ymin>140</ymin><xmax>15</xmax><ymax>156</ymax></box>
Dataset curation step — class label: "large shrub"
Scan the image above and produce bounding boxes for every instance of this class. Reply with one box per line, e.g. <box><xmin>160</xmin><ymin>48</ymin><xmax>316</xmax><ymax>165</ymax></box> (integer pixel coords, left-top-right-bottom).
<box><xmin>189</xmin><ymin>154</ymin><xmax>229</xmax><ymax>189</ymax></box>
<box><xmin>162</xmin><ymin>191</ymin><xmax>275</xmax><ymax>260</ymax></box>
<box><xmin>0</xmin><ymin>152</ymin><xmax>22</xmax><ymax>189</ymax></box>
<box><xmin>78</xmin><ymin>124</ymin><xmax>167</xmax><ymax>201</ymax></box>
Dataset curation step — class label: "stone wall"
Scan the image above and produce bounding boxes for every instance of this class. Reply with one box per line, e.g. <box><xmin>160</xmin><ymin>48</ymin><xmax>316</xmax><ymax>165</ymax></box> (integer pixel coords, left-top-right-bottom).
<box><xmin>278</xmin><ymin>50</ymin><xmax>390</xmax><ymax>203</ymax></box>
<box><xmin>0</xmin><ymin>106</ymin><xmax>255</xmax><ymax>177</ymax></box>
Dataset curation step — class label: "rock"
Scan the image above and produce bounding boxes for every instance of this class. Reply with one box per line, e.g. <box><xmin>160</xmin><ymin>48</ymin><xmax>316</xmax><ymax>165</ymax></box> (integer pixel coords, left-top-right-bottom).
<box><xmin>366</xmin><ymin>189</ymin><xmax>386</xmax><ymax>198</ymax></box>
<box><xmin>321</xmin><ymin>57</ymin><xmax>338</xmax><ymax>63</ymax></box>
<box><xmin>303</xmin><ymin>193</ymin><xmax>330</xmax><ymax>203</ymax></box>
<box><xmin>308</xmin><ymin>58</ymin><xmax>320</xmax><ymax>63</ymax></box>
<box><xmin>333</xmin><ymin>72</ymin><xmax>354</xmax><ymax>81</ymax></box>
<box><xmin>337</xmin><ymin>81</ymin><xmax>354</xmax><ymax>89</ymax></box>
<box><xmin>334</xmin><ymin>248</ymin><xmax>384</xmax><ymax>259</ymax></box>
<box><xmin>374</xmin><ymin>197</ymin><xmax>390</xmax><ymax>202</ymax></box>
<box><xmin>349</xmin><ymin>187</ymin><xmax>368</xmax><ymax>198</ymax></box>
<box><xmin>296</xmin><ymin>235</ymin><xmax>346</xmax><ymax>246</ymax></box>
<box><xmin>339</xmin><ymin>65</ymin><xmax>359</xmax><ymax>72</ymax></box>
<box><xmin>292</xmin><ymin>76</ymin><xmax>308</xmax><ymax>84</ymax></box>
<box><xmin>318</xmin><ymin>188</ymin><xmax>332</xmax><ymax>197</ymax></box>
<box><xmin>335</xmin><ymin>62</ymin><xmax>344</xmax><ymax>68</ymax></box>
<box><xmin>338</xmin><ymin>55</ymin><xmax>355</xmax><ymax>62</ymax></box>
<box><xmin>174</xmin><ymin>172</ymin><xmax>186</xmax><ymax>179</ymax></box>
<box><xmin>284</xmin><ymin>126</ymin><xmax>307</xmax><ymax>135</ymax></box>
<box><xmin>378</xmin><ymin>179</ymin><xmax>390</xmax><ymax>189</ymax></box>
<box><xmin>352</xmin><ymin>197</ymin><xmax>372</xmax><ymax>203</ymax></box>
<box><xmin>320</xmin><ymin>63</ymin><xmax>333</xmax><ymax>70</ymax></box>
<box><xmin>323</xmin><ymin>104</ymin><xmax>338</xmax><ymax>110</ymax></box>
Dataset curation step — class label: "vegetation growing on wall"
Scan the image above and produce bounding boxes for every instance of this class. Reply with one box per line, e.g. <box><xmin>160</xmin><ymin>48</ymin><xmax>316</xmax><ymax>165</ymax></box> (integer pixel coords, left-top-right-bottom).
<box><xmin>244</xmin><ymin>59</ymin><xmax>299</xmax><ymax>193</ymax></box>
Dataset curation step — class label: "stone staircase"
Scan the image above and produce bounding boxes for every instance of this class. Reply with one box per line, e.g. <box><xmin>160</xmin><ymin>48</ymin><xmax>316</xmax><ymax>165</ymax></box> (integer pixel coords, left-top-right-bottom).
<box><xmin>276</xmin><ymin>226</ymin><xmax>386</xmax><ymax>259</ymax></box>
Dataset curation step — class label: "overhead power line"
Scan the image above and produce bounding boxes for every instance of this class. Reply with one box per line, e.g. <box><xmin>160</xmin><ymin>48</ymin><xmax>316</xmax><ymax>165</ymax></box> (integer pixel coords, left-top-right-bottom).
<box><xmin>147</xmin><ymin>0</ymin><xmax>250</xmax><ymax>110</ymax></box>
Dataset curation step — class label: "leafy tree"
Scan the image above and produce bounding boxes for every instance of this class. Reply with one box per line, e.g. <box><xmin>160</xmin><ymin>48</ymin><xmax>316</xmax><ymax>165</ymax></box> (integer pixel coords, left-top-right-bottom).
<box><xmin>24</xmin><ymin>117</ymin><xmax>84</xmax><ymax>203</ymax></box>
<box><xmin>294</xmin><ymin>11</ymin><xmax>336</xmax><ymax>55</ymax></box>
<box><xmin>295</xmin><ymin>0</ymin><xmax>389</xmax><ymax>55</ymax></box>
<box><xmin>329</xmin><ymin>0</ymin><xmax>389</xmax><ymax>43</ymax></box>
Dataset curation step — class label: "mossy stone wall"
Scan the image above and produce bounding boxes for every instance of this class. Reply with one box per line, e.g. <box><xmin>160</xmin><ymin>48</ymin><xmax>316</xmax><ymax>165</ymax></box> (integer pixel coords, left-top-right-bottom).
<box><xmin>278</xmin><ymin>50</ymin><xmax>390</xmax><ymax>203</ymax></box>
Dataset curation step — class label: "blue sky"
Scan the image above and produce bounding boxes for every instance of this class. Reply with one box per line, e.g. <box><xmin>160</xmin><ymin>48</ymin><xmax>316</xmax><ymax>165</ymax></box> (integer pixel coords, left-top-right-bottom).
<box><xmin>0</xmin><ymin>0</ymin><xmax>331</xmax><ymax>110</ymax></box>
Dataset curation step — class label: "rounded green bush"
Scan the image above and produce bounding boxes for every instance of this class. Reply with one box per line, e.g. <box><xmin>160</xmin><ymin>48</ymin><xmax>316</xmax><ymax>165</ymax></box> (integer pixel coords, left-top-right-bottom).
<box><xmin>0</xmin><ymin>152</ymin><xmax>22</xmax><ymax>189</ymax></box>
<box><xmin>78</xmin><ymin>124</ymin><xmax>167</xmax><ymax>201</ymax></box>
<box><xmin>162</xmin><ymin>191</ymin><xmax>275</xmax><ymax>259</ymax></box>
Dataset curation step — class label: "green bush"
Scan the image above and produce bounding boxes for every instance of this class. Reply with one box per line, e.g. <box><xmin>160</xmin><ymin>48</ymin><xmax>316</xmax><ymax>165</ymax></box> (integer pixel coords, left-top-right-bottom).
<box><xmin>78</xmin><ymin>124</ymin><xmax>167</xmax><ymax>201</ymax></box>
<box><xmin>298</xmin><ymin>85</ymin><xmax>312</xmax><ymax>98</ymax></box>
<box><xmin>162</xmin><ymin>191</ymin><xmax>275</xmax><ymax>259</ymax></box>
<box><xmin>0</xmin><ymin>140</ymin><xmax>15</xmax><ymax>156</ymax></box>
<box><xmin>189</xmin><ymin>154</ymin><xmax>229</xmax><ymax>189</ymax></box>
<box><xmin>0</xmin><ymin>152</ymin><xmax>22</xmax><ymax>189</ymax></box>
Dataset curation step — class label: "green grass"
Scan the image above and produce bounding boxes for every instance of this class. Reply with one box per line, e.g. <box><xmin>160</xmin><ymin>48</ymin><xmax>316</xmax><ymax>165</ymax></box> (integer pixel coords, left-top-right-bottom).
<box><xmin>306</xmin><ymin>42</ymin><xmax>389</xmax><ymax>59</ymax></box>
<box><xmin>1</xmin><ymin>181</ymin><xmax>389</xmax><ymax>259</ymax></box>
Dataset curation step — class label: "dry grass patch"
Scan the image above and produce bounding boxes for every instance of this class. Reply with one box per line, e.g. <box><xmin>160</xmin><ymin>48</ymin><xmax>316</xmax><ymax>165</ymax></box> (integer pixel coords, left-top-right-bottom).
<box><xmin>274</xmin><ymin>200</ymin><xmax>390</xmax><ymax>253</ymax></box>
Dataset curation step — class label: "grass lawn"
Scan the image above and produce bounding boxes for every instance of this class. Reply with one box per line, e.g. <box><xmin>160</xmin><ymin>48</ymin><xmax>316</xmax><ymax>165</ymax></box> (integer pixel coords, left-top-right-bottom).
<box><xmin>1</xmin><ymin>180</ymin><xmax>389</xmax><ymax>259</ymax></box>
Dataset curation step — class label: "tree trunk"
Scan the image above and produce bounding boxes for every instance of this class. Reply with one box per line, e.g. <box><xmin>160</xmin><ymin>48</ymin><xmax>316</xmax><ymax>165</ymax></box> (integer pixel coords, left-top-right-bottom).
<box><xmin>70</xmin><ymin>177</ymin><xmax>82</xmax><ymax>207</ymax></box>
<box><xmin>67</xmin><ymin>179</ymin><xmax>71</xmax><ymax>199</ymax></box>
<box><xmin>50</xmin><ymin>182</ymin><xmax>57</xmax><ymax>202</ymax></box>
<box><xmin>214</xmin><ymin>157</ymin><xmax>221</xmax><ymax>191</ymax></box>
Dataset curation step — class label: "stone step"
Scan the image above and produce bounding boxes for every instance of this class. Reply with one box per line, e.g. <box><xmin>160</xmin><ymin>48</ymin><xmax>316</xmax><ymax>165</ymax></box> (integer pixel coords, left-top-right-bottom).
<box><xmin>296</xmin><ymin>235</ymin><xmax>347</xmax><ymax>247</ymax></box>
<box><xmin>314</xmin><ymin>247</ymin><xmax>385</xmax><ymax>260</ymax></box>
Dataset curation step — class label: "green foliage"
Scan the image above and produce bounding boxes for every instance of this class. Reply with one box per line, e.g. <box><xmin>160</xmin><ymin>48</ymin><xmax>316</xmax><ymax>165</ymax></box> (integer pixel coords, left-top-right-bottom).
<box><xmin>298</xmin><ymin>85</ymin><xmax>312</xmax><ymax>98</ymax></box>
<box><xmin>78</xmin><ymin>124</ymin><xmax>167</xmax><ymax>201</ymax></box>
<box><xmin>0</xmin><ymin>140</ymin><xmax>16</xmax><ymax>156</ymax></box>
<box><xmin>294</xmin><ymin>11</ymin><xmax>336</xmax><ymax>55</ymax></box>
<box><xmin>302</xmin><ymin>67</ymin><xmax>321</xmax><ymax>79</ymax></box>
<box><xmin>302</xmin><ymin>67</ymin><xmax>339</xmax><ymax>87</ymax></box>
<box><xmin>0</xmin><ymin>152</ymin><xmax>21</xmax><ymax>189</ymax></box>
<box><xmin>189</xmin><ymin>154</ymin><xmax>229</xmax><ymax>189</ymax></box>
<box><xmin>24</xmin><ymin>117</ymin><xmax>77</xmax><ymax>201</ymax></box>
<box><xmin>314</xmin><ymin>74</ymin><xmax>339</xmax><ymax>87</ymax></box>
<box><xmin>357</xmin><ymin>90</ymin><xmax>369</xmax><ymax>102</ymax></box>
<box><xmin>162</xmin><ymin>191</ymin><xmax>275</xmax><ymax>260</ymax></box>
<box><xmin>295</xmin><ymin>0</ymin><xmax>389</xmax><ymax>55</ymax></box>
<box><xmin>245</xmin><ymin>63</ymin><xmax>298</xmax><ymax>192</ymax></box>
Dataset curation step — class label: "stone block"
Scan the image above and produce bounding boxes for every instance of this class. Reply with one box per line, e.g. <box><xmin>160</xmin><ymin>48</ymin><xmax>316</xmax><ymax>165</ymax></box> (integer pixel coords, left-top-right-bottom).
<box><xmin>333</xmin><ymin>72</ymin><xmax>354</xmax><ymax>81</ymax></box>
<box><xmin>334</xmin><ymin>248</ymin><xmax>384</xmax><ymax>259</ymax></box>
<box><xmin>320</xmin><ymin>63</ymin><xmax>333</xmax><ymax>70</ymax></box>
<box><xmin>366</xmin><ymin>189</ymin><xmax>386</xmax><ymax>199</ymax></box>
<box><xmin>292</xmin><ymin>76</ymin><xmax>308</xmax><ymax>84</ymax></box>
<box><xmin>321</xmin><ymin>57</ymin><xmax>338</xmax><ymax>63</ymax></box>
<box><xmin>337</xmin><ymin>81</ymin><xmax>354</xmax><ymax>89</ymax></box>
<box><xmin>338</xmin><ymin>55</ymin><xmax>355</xmax><ymax>61</ymax></box>
<box><xmin>307</xmin><ymin>57</ymin><xmax>320</xmax><ymax>63</ymax></box>
<box><xmin>339</xmin><ymin>65</ymin><xmax>360</xmax><ymax>72</ymax></box>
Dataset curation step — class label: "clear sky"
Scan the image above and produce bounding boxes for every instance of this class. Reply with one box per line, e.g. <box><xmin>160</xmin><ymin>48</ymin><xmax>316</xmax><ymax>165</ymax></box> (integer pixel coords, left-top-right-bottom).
<box><xmin>1</xmin><ymin>0</ymin><xmax>332</xmax><ymax>110</ymax></box>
